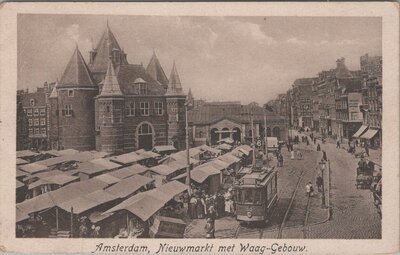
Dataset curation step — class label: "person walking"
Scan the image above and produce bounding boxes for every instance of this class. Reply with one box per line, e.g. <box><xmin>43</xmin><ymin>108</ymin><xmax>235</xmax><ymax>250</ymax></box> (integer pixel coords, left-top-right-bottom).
<box><xmin>306</xmin><ymin>138</ymin><xmax>310</xmax><ymax>146</ymax></box>
<box><xmin>336</xmin><ymin>140</ymin><xmax>340</xmax><ymax>148</ymax></box>
<box><xmin>322</xmin><ymin>150</ymin><xmax>327</xmax><ymax>161</ymax></box>
<box><xmin>189</xmin><ymin>196</ymin><xmax>198</xmax><ymax>219</ymax></box>
<box><xmin>305</xmin><ymin>182</ymin><xmax>314</xmax><ymax>197</ymax></box>
<box><xmin>317</xmin><ymin>144</ymin><xmax>321</xmax><ymax>151</ymax></box>
<box><xmin>365</xmin><ymin>145</ymin><xmax>370</xmax><ymax>156</ymax></box>
<box><xmin>313</xmin><ymin>137</ymin><xmax>316</xmax><ymax>144</ymax></box>
<box><xmin>204</xmin><ymin>218</ymin><xmax>215</xmax><ymax>239</ymax></box>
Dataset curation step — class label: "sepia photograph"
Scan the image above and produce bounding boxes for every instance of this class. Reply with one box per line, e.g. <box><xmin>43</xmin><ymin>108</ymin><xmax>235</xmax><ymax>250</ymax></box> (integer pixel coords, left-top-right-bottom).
<box><xmin>1</xmin><ymin>2</ymin><xmax>399</xmax><ymax>254</ymax></box>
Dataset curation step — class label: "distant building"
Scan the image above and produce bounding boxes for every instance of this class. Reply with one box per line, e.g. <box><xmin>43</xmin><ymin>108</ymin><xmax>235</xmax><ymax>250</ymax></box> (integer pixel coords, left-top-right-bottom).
<box><xmin>292</xmin><ymin>78</ymin><xmax>315</xmax><ymax>128</ymax></box>
<box><xmin>360</xmin><ymin>54</ymin><xmax>382</xmax><ymax>78</ymax></box>
<box><xmin>20</xmin><ymin>82</ymin><xmax>55</xmax><ymax>150</ymax></box>
<box><xmin>188</xmin><ymin>101</ymin><xmax>287</xmax><ymax>146</ymax></box>
<box><xmin>17</xmin><ymin>90</ymin><xmax>29</xmax><ymax>150</ymax></box>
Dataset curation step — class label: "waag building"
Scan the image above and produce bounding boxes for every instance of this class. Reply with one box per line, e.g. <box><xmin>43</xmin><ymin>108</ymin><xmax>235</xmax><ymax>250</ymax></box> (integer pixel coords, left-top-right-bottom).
<box><xmin>48</xmin><ymin>23</ymin><xmax>187</xmax><ymax>153</ymax></box>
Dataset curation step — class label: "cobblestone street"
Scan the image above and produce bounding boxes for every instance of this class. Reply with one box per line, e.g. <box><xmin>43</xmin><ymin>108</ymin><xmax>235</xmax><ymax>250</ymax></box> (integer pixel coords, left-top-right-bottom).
<box><xmin>184</xmin><ymin>132</ymin><xmax>381</xmax><ymax>239</ymax></box>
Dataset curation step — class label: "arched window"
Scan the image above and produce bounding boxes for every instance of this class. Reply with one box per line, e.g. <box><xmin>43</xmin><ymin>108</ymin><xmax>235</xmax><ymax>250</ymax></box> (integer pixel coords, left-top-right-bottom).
<box><xmin>138</xmin><ymin>123</ymin><xmax>151</xmax><ymax>135</ymax></box>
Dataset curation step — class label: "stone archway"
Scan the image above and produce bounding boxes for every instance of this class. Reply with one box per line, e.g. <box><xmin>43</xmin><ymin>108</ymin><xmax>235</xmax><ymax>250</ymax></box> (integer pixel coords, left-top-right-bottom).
<box><xmin>136</xmin><ymin>122</ymin><xmax>154</xmax><ymax>150</ymax></box>
<box><xmin>210</xmin><ymin>128</ymin><xmax>219</xmax><ymax>145</ymax></box>
<box><xmin>221</xmin><ymin>127</ymin><xmax>230</xmax><ymax>139</ymax></box>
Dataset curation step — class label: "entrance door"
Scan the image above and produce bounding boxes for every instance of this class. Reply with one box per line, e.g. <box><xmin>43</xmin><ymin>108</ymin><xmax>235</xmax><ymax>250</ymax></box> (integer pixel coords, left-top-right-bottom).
<box><xmin>138</xmin><ymin>123</ymin><xmax>153</xmax><ymax>150</ymax></box>
<box><xmin>210</xmin><ymin>128</ymin><xmax>219</xmax><ymax>145</ymax></box>
<box><xmin>232</xmin><ymin>127</ymin><xmax>241</xmax><ymax>142</ymax></box>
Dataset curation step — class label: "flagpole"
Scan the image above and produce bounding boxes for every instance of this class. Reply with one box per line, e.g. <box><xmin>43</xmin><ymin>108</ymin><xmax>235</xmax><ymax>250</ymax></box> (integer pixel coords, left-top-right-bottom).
<box><xmin>185</xmin><ymin>102</ymin><xmax>191</xmax><ymax>196</ymax></box>
<box><xmin>251</xmin><ymin>114</ymin><xmax>256</xmax><ymax>166</ymax></box>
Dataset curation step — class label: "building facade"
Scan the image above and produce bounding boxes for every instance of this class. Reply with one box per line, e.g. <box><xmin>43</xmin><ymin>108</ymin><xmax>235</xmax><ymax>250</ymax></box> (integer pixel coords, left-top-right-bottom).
<box><xmin>188</xmin><ymin>101</ymin><xmax>287</xmax><ymax>146</ymax></box>
<box><xmin>20</xmin><ymin>83</ymin><xmax>55</xmax><ymax>150</ymax></box>
<box><xmin>47</xmin><ymin>24</ymin><xmax>187</xmax><ymax>153</ymax></box>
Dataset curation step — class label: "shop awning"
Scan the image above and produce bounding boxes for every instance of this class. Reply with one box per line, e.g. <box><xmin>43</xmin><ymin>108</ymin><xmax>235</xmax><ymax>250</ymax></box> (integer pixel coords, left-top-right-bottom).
<box><xmin>352</xmin><ymin>125</ymin><xmax>369</xmax><ymax>138</ymax></box>
<box><xmin>109</xmin><ymin>164</ymin><xmax>149</xmax><ymax>179</ymax></box>
<box><xmin>105</xmin><ymin>174</ymin><xmax>154</xmax><ymax>198</ymax></box>
<box><xmin>360</xmin><ymin>129</ymin><xmax>379</xmax><ymax>139</ymax></box>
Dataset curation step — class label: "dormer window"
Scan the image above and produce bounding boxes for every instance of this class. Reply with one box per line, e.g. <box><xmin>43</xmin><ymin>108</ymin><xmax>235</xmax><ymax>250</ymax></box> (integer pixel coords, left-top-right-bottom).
<box><xmin>134</xmin><ymin>78</ymin><xmax>148</xmax><ymax>95</ymax></box>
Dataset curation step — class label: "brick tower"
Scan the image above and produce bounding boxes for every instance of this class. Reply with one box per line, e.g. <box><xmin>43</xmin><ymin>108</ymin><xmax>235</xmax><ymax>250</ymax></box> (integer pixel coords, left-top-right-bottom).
<box><xmin>56</xmin><ymin>45</ymin><xmax>98</xmax><ymax>150</ymax></box>
<box><xmin>166</xmin><ymin>61</ymin><xmax>187</xmax><ymax>150</ymax></box>
<box><xmin>95</xmin><ymin>60</ymin><xmax>124</xmax><ymax>153</ymax></box>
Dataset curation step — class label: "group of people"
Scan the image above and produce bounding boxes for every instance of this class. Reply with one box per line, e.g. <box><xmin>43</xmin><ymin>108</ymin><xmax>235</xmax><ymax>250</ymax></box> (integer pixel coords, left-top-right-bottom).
<box><xmin>78</xmin><ymin>216</ymin><xmax>101</xmax><ymax>238</ymax></box>
<box><xmin>183</xmin><ymin>187</ymin><xmax>236</xmax><ymax>222</ymax></box>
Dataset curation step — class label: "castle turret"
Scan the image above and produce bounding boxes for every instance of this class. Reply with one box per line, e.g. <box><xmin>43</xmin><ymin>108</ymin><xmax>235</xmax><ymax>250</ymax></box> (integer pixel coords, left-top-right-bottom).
<box><xmin>57</xmin><ymin>45</ymin><xmax>98</xmax><ymax>150</ymax></box>
<box><xmin>48</xmin><ymin>79</ymin><xmax>59</xmax><ymax>149</ymax></box>
<box><xmin>165</xmin><ymin>61</ymin><xmax>186</xmax><ymax>150</ymax></box>
<box><xmin>146</xmin><ymin>50</ymin><xmax>169</xmax><ymax>90</ymax></box>
<box><xmin>89</xmin><ymin>22</ymin><xmax>128</xmax><ymax>83</ymax></box>
<box><xmin>95</xmin><ymin>60</ymin><xmax>124</xmax><ymax>153</ymax></box>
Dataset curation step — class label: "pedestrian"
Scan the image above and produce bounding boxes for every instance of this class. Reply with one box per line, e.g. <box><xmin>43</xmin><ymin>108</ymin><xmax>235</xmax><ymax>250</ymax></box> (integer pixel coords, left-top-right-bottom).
<box><xmin>316</xmin><ymin>176</ymin><xmax>323</xmax><ymax>192</ymax></box>
<box><xmin>322</xmin><ymin>150</ymin><xmax>327</xmax><ymax>161</ymax></box>
<box><xmin>290</xmin><ymin>150</ymin><xmax>295</xmax><ymax>160</ymax></box>
<box><xmin>224</xmin><ymin>188</ymin><xmax>234</xmax><ymax>216</ymax></box>
<box><xmin>204</xmin><ymin>218</ymin><xmax>215</xmax><ymax>239</ymax></box>
<box><xmin>355</xmin><ymin>140</ymin><xmax>359</xmax><ymax>147</ymax></box>
<box><xmin>287</xmin><ymin>143</ymin><xmax>290</xmax><ymax>152</ymax></box>
<box><xmin>365</xmin><ymin>145</ymin><xmax>369</xmax><ymax>156</ymax></box>
<box><xmin>189</xmin><ymin>196</ymin><xmax>198</xmax><ymax>219</ymax></box>
<box><xmin>306</xmin><ymin>138</ymin><xmax>310</xmax><ymax>146</ymax></box>
<box><xmin>336</xmin><ymin>140</ymin><xmax>340</xmax><ymax>148</ymax></box>
<box><xmin>91</xmin><ymin>226</ymin><xmax>101</xmax><ymax>238</ymax></box>
<box><xmin>305</xmin><ymin>182</ymin><xmax>314</xmax><ymax>197</ymax></box>
<box><xmin>297</xmin><ymin>150</ymin><xmax>303</xmax><ymax>160</ymax></box>
<box><xmin>279</xmin><ymin>154</ymin><xmax>284</xmax><ymax>166</ymax></box>
<box><xmin>216</xmin><ymin>192</ymin><xmax>225</xmax><ymax>218</ymax></box>
<box><xmin>313</xmin><ymin>137</ymin><xmax>316</xmax><ymax>144</ymax></box>
<box><xmin>197</xmin><ymin>195</ymin><xmax>205</xmax><ymax>219</ymax></box>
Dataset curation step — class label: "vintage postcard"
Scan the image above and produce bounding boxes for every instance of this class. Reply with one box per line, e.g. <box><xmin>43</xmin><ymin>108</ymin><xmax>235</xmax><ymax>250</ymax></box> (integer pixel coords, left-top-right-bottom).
<box><xmin>0</xmin><ymin>2</ymin><xmax>399</xmax><ymax>254</ymax></box>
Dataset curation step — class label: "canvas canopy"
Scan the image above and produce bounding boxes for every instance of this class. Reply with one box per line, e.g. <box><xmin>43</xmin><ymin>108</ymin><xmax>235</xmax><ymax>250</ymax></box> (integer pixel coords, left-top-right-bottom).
<box><xmin>218</xmin><ymin>153</ymin><xmax>240</xmax><ymax>165</ymax></box>
<box><xmin>217</xmin><ymin>137</ymin><xmax>235</xmax><ymax>144</ymax></box>
<box><xmin>19</xmin><ymin>163</ymin><xmax>48</xmax><ymax>174</ymax></box>
<box><xmin>58</xmin><ymin>190</ymin><xmax>118</xmax><ymax>214</ymax></box>
<box><xmin>93</xmin><ymin>173</ymin><xmax>121</xmax><ymax>185</ymax></box>
<box><xmin>33</xmin><ymin>151</ymin><xmax>98</xmax><ymax>167</ymax></box>
<box><xmin>17</xmin><ymin>150</ymin><xmax>39</xmax><ymax>158</ymax></box>
<box><xmin>216</xmin><ymin>143</ymin><xmax>232</xmax><ymax>151</ymax></box>
<box><xmin>199</xmin><ymin>145</ymin><xmax>221</xmax><ymax>155</ymax></box>
<box><xmin>109</xmin><ymin>164</ymin><xmax>149</xmax><ymax>179</ymax></box>
<box><xmin>360</xmin><ymin>129</ymin><xmax>379</xmax><ymax>139</ymax></box>
<box><xmin>353</xmin><ymin>125</ymin><xmax>369</xmax><ymax>138</ymax></box>
<box><xmin>110</xmin><ymin>152</ymin><xmax>145</xmax><ymax>165</ymax></box>
<box><xmin>105</xmin><ymin>174</ymin><xmax>154</xmax><ymax>198</ymax></box>
<box><xmin>153</xmin><ymin>145</ymin><xmax>177</xmax><ymax>153</ymax></box>
<box><xmin>150</xmin><ymin>164</ymin><xmax>176</xmax><ymax>176</ymax></box>
<box><xmin>103</xmin><ymin>181</ymin><xmax>187</xmax><ymax>221</ymax></box>
<box><xmin>172</xmin><ymin>164</ymin><xmax>221</xmax><ymax>183</ymax></box>
<box><xmin>16</xmin><ymin>158</ymin><xmax>29</xmax><ymax>165</ymax></box>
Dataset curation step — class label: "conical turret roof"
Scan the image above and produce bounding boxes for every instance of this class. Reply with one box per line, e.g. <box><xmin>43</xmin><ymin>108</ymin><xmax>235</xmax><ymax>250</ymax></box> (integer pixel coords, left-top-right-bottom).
<box><xmin>166</xmin><ymin>61</ymin><xmax>183</xmax><ymax>95</ymax></box>
<box><xmin>49</xmin><ymin>80</ymin><xmax>59</xmax><ymax>98</ymax></box>
<box><xmin>91</xmin><ymin>22</ymin><xmax>126</xmax><ymax>73</ymax></box>
<box><xmin>146</xmin><ymin>51</ymin><xmax>169</xmax><ymax>87</ymax></box>
<box><xmin>99</xmin><ymin>60</ymin><xmax>123</xmax><ymax>97</ymax></box>
<box><xmin>59</xmin><ymin>46</ymin><xmax>95</xmax><ymax>87</ymax></box>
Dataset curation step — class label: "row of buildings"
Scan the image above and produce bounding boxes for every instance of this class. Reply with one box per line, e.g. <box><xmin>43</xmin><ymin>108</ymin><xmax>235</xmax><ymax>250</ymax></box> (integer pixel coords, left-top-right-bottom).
<box><xmin>17</xmin><ymin>23</ymin><xmax>288</xmax><ymax>153</ymax></box>
<box><xmin>267</xmin><ymin>54</ymin><xmax>382</xmax><ymax>148</ymax></box>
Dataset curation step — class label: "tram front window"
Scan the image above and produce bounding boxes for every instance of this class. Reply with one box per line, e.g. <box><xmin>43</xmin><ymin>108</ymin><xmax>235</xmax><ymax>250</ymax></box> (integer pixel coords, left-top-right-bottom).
<box><xmin>239</xmin><ymin>188</ymin><xmax>262</xmax><ymax>205</ymax></box>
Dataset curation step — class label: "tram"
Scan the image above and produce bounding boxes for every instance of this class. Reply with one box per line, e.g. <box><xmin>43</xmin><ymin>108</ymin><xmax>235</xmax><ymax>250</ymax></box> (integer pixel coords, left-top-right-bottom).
<box><xmin>234</xmin><ymin>167</ymin><xmax>278</xmax><ymax>222</ymax></box>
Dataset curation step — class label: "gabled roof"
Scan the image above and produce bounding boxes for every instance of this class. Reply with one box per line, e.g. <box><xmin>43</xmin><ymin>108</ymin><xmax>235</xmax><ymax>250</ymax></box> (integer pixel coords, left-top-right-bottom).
<box><xmin>59</xmin><ymin>46</ymin><xmax>95</xmax><ymax>88</ymax></box>
<box><xmin>166</xmin><ymin>61</ymin><xmax>184</xmax><ymax>96</ymax></box>
<box><xmin>91</xmin><ymin>23</ymin><xmax>127</xmax><ymax>73</ymax></box>
<box><xmin>98</xmin><ymin>61</ymin><xmax>123</xmax><ymax>97</ymax></box>
<box><xmin>146</xmin><ymin>51</ymin><xmax>169</xmax><ymax>87</ymax></box>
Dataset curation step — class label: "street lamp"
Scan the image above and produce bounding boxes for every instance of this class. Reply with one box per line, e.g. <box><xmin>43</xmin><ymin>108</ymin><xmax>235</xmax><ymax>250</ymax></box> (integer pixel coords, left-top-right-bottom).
<box><xmin>318</xmin><ymin>160</ymin><xmax>327</xmax><ymax>208</ymax></box>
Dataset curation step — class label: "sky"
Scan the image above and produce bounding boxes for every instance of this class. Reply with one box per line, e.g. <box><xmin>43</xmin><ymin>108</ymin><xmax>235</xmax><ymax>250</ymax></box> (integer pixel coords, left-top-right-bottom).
<box><xmin>18</xmin><ymin>15</ymin><xmax>381</xmax><ymax>104</ymax></box>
